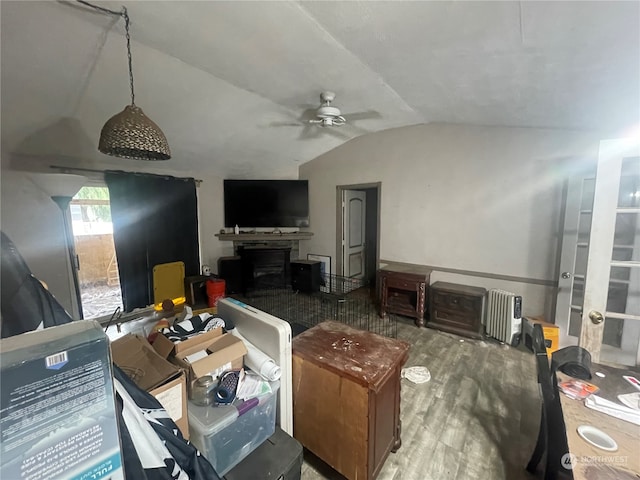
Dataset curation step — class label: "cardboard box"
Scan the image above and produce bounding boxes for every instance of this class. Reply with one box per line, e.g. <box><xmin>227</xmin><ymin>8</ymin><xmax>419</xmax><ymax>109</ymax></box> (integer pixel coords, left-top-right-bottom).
<box><xmin>192</xmin><ymin>306</ymin><xmax>220</xmax><ymax>316</ymax></box>
<box><xmin>1</xmin><ymin>321</ymin><xmax>124</xmax><ymax>480</ymax></box>
<box><xmin>111</xmin><ymin>334</ymin><xmax>190</xmax><ymax>439</ymax></box>
<box><xmin>526</xmin><ymin>316</ymin><xmax>560</xmax><ymax>357</ymax></box>
<box><xmin>173</xmin><ymin>333</ymin><xmax>247</xmax><ymax>384</ymax></box>
<box><xmin>153</xmin><ymin>326</ymin><xmax>223</xmax><ymax>359</ymax></box>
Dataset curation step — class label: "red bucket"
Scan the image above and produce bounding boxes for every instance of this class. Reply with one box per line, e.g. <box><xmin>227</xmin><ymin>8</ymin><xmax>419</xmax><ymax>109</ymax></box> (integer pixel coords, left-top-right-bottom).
<box><xmin>206</xmin><ymin>279</ymin><xmax>226</xmax><ymax>309</ymax></box>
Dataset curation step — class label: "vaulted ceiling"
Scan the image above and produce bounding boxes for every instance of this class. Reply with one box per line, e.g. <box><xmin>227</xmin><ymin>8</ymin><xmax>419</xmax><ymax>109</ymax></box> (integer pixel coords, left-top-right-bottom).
<box><xmin>2</xmin><ymin>1</ymin><xmax>638</xmax><ymax>178</ymax></box>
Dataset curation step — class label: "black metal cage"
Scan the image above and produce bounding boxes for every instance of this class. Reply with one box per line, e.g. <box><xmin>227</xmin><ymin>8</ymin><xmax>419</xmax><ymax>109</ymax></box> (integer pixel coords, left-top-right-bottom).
<box><xmin>231</xmin><ymin>274</ymin><xmax>397</xmax><ymax>338</ymax></box>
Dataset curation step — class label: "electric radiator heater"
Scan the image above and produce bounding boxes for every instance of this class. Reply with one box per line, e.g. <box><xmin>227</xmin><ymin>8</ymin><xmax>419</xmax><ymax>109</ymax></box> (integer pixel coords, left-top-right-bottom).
<box><xmin>485</xmin><ymin>289</ymin><xmax>522</xmax><ymax>345</ymax></box>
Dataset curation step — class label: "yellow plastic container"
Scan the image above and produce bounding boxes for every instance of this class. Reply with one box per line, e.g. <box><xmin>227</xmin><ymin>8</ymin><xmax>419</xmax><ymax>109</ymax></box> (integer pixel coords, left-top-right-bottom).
<box><xmin>527</xmin><ymin>316</ymin><xmax>560</xmax><ymax>357</ymax></box>
<box><xmin>153</xmin><ymin>261</ymin><xmax>186</xmax><ymax>310</ymax></box>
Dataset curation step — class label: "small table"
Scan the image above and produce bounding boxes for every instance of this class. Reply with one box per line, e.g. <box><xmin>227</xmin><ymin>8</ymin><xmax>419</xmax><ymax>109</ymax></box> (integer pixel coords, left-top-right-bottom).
<box><xmin>378</xmin><ymin>264</ymin><xmax>432</xmax><ymax>327</ymax></box>
<box><xmin>558</xmin><ymin>364</ymin><xmax>640</xmax><ymax>479</ymax></box>
<box><xmin>292</xmin><ymin>321</ymin><xmax>410</xmax><ymax>480</ymax></box>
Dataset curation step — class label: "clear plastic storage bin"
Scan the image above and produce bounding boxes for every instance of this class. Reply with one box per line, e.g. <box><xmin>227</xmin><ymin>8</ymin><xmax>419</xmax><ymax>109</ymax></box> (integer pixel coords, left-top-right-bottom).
<box><xmin>188</xmin><ymin>382</ymin><xmax>279</xmax><ymax>476</ymax></box>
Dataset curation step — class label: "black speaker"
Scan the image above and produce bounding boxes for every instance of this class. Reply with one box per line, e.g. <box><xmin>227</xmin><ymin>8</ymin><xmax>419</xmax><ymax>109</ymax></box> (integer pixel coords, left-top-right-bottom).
<box><xmin>218</xmin><ymin>256</ymin><xmax>243</xmax><ymax>294</ymax></box>
<box><xmin>291</xmin><ymin>260</ymin><xmax>321</xmax><ymax>293</ymax></box>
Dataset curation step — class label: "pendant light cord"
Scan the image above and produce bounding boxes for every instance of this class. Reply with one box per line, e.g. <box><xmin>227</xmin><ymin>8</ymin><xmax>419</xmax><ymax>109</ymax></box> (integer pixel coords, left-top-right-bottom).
<box><xmin>123</xmin><ymin>8</ymin><xmax>135</xmax><ymax>105</ymax></box>
<box><xmin>76</xmin><ymin>1</ymin><xmax>135</xmax><ymax>105</ymax></box>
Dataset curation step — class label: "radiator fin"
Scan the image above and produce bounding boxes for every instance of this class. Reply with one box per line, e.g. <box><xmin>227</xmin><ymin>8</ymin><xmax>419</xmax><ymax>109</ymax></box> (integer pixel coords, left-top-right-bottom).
<box><xmin>486</xmin><ymin>289</ymin><xmax>522</xmax><ymax>345</ymax></box>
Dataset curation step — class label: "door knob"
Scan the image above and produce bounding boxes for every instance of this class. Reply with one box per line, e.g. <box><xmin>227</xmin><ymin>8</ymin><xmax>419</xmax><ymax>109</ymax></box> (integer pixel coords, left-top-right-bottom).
<box><xmin>561</xmin><ymin>272</ymin><xmax>572</xmax><ymax>279</ymax></box>
<box><xmin>588</xmin><ymin>310</ymin><xmax>604</xmax><ymax>324</ymax></box>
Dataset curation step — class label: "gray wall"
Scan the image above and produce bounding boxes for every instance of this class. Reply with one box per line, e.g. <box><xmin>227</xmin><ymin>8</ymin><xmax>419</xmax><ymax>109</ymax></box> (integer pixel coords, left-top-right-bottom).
<box><xmin>299</xmin><ymin>123</ymin><xmax>602</xmax><ymax>318</ymax></box>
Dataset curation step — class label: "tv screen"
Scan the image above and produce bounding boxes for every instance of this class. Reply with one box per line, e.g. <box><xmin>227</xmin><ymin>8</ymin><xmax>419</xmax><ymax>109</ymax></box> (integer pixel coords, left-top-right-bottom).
<box><xmin>224</xmin><ymin>180</ymin><xmax>310</xmax><ymax>228</ymax></box>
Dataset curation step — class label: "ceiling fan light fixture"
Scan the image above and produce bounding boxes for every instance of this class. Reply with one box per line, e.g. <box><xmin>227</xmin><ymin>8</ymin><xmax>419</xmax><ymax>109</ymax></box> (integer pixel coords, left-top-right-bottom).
<box><xmin>326</xmin><ymin>117</ymin><xmax>346</xmax><ymax>127</ymax></box>
<box><xmin>316</xmin><ymin>105</ymin><xmax>342</xmax><ymax>119</ymax></box>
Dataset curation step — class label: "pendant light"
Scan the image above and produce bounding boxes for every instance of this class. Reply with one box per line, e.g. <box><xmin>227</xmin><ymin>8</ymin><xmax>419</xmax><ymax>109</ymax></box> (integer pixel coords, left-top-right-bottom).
<box><xmin>79</xmin><ymin>1</ymin><xmax>171</xmax><ymax>160</ymax></box>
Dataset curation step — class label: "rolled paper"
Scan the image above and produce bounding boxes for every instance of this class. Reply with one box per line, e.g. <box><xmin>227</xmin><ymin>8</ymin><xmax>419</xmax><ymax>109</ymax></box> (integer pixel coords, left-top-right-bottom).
<box><xmin>229</xmin><ymin>328</ymin><xmax>281</xmax><ymax>381</ymax></box>
<box><xmin>551</xmin><ymin>346</ymin><xmax>592</xmax><ymax>380</ymax></box>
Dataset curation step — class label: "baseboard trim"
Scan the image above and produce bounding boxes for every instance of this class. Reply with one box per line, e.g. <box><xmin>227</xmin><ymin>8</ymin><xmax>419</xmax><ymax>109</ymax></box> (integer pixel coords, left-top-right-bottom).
<box><xmin>379</xmin><ymin>259</ymin><xmax>556</xmax><ymax>287</ymax></box>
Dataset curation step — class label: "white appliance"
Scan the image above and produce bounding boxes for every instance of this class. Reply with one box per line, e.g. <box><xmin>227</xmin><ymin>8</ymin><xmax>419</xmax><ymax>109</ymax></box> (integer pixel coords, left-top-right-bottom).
<box><xmin>217</xmin><ymin>297</ymin><xmax>293</xmax><ymax>436</ymax></box>
<box><xmin>485</xmin><ymin>289</ymin><xmax>522</xmax><ymax>346</ymax></box>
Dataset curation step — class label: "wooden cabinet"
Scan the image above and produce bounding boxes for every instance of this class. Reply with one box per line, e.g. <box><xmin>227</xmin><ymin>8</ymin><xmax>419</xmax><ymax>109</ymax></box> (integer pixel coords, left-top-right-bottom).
<box><xmin>292</xmin><ymin>321</ymin><xmax>409</xmax><ymax>480</ymax></box>
<box><xmin>428</xmin><ymin>282</ymin><xmax>486</xmax><ymax>339</ymax></box>
<box><xmin>378</xmin><ymin>267</ymin><xmax>431</xmax><ymax>327</ymax></box>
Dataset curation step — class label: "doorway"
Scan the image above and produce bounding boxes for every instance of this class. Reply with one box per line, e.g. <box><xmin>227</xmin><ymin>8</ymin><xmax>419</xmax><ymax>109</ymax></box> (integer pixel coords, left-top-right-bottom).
<box><xmin>336</xmin><ymin>183</ymin><xmax>381</xmax><ymax>287</ymax></box>
<box><xmin>555</xmin><ymin>140</ymin><xmax>640</xmax><ymax>366</ymax></box>
<box><xmin>70</xmin><ymin>186</ymin><xmax>123</xmax><ymax>319</ymax></box>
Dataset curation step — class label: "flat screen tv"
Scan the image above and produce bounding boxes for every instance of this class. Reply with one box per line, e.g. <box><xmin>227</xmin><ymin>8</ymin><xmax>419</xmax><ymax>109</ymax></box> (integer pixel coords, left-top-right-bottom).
<box><xmin>224</xmin><ymin>180</ymin><xmax>310</xmax><ymax>228</ymax></box>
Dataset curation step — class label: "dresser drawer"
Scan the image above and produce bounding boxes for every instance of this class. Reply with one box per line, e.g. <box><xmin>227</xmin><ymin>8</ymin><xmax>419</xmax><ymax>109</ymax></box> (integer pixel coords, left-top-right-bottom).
<box><xmin>432</xmin><ymin>291</ymin><xmax>482</xmax><ymax>314</ymax></box>
<box><xmin>432</xmin><ymin>305</ymin><xmax>481</xmax><ymax>330</ymax></box>
<box><xmin>386</xmin><ymin>277</ymin><xmax>420</xmax><ymax>290</ymax></box>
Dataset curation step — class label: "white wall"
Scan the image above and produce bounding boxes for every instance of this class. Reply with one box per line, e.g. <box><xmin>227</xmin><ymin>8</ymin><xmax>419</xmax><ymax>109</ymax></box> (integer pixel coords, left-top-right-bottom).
<box><xmin>1</xmin><ymin>167</ymin><xmax>76</xmax><ymax>314</ymax></box>
<box><xmin>197</xmin><ymin>174</ymin><xmax>234</xmax><ymax>272</ymax></box>
<box><xmin>299</xmin><ymin>123</ymin><xmax>602</xmax><ymax>318</ymax></box>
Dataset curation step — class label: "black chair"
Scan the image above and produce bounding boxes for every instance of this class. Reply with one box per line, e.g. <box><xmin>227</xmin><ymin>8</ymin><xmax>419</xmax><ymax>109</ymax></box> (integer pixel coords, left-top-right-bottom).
<box><xmin>525</xmin><ymin>322</ymin><xmax>573</xmax><ymax>480</ymax></box>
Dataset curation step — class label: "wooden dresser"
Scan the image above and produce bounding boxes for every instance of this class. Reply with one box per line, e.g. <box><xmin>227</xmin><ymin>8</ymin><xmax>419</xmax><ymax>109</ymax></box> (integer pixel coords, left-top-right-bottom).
<box><xmin>292</xmin><ymin>321</ymin><xmax>410</xmax><ymax>480</ymax></box>
<box><xmin>378</xmin><ymin>265</ymin><xmax>432</xmax><ymax>327</ymax></box>
<box><xmin>428</xmin><ymin>282</ymin><xmax>486</xmax><ymax>339</ymax></box>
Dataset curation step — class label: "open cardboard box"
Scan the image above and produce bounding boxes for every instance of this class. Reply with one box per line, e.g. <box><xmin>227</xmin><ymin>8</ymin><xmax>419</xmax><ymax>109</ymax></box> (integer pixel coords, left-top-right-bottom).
<box><xmin>172</xmin><ymin>333</ymin><xmax>247</xmax><ymax>385</ymax></box>
<box><xmin>111</xmin><ymin>334</ymin><xmax>189</xmax><ymax>439</ymax></box>
<box><xmin>152</xmin><ymin>326</ymin><xmax>223</xmax><ymax>359</ymax></box>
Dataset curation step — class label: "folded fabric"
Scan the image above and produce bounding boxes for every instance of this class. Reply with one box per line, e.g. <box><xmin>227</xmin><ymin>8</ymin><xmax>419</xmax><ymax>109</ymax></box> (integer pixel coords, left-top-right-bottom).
<box><xmin>160</xmin><ymin>315</ymin><xmax>225</xmax><ymax>342</ymax></box>
<box><xmin>584</xmin><ymin>394</ymin><xmax>640</xmax><ymax>426</ymax></box>
<box><xmin>618</xmin><ymin>392</ymin><xmax>640</xmax><ymax>411</ymax></box>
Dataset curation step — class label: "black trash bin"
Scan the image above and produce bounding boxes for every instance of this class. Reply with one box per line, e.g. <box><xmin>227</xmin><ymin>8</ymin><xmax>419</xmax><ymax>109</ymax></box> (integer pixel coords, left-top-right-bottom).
<box><xmin>223</xmin><ymin>426</ymin><xmax>303</xmax><ymax>480</ymax></box>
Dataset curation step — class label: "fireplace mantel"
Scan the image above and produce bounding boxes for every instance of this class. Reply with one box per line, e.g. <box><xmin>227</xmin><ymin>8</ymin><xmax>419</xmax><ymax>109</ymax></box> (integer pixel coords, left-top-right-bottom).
<box><xmin>215</xmin><ymin>232</ymin><xmax>313</xmax><ymax>241</ymax></box>
<box><xmin>216</xmin><ymin>232</ymin><xmax>312</xmax><ymax>261</ymax></box>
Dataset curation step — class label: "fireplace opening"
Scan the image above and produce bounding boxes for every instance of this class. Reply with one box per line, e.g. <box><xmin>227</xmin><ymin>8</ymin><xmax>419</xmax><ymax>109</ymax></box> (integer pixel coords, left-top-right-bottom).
<box><xmin>238</xmin><ymin>246</ymin><xmax>291</xmax><ymax>291</ymax></box>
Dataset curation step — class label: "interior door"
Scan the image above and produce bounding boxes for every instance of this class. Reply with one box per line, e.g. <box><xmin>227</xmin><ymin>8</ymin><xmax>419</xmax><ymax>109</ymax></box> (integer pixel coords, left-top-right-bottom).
<box><xmin>556</xmin><ymin>139</ymin><xmax>640</xmax><ymax>365</ymax></box>
<box><xmin>342</xmin><ymin>190</ymin><xmax>366</xmax><ymax>279</ymax></box>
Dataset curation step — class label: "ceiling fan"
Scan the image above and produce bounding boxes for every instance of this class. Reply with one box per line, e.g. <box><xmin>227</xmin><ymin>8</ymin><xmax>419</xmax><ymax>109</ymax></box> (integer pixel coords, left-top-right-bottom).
<box><xmin>270</xmin><ymin>92</ymin><xmax>381</xmax><ymax>140</ymax></box>
<box><xmin>309</xmin><ymin>91</ymin><xmax>347</xmax><ymax>127</ymax></box>
<box><xmin>307</xmin><ymin>91</ymin><xmax>380</xmax><ymax>127</ymax></box>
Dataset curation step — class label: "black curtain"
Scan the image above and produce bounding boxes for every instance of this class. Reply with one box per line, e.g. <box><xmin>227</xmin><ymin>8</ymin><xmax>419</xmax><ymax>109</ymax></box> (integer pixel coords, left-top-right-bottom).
<box><xmin>105</xmin><ymin>172</ymin><xmax>200</xmax><ymax>312</ymax></box>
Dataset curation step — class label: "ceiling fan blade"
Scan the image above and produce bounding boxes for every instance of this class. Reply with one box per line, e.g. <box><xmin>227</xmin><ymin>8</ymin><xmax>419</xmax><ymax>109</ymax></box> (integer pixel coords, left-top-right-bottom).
<box><xmin>298</xmin><ymin>124</ymin><xmax>320</xmax><ymax>140</ymax></box>
<box><xmin>269</xmin><ymin>121</ymin><xmax>304</xmax><ymax>127</ymax></box>
<box><xmin>344</xmin><ymin>110</ymin><xmax>382</xmax><ymax>121</ymax></box>
<box><xmin>298</xmin><ymin>108</ymin><xmax>319</xmax><ymax>123</ymax></box>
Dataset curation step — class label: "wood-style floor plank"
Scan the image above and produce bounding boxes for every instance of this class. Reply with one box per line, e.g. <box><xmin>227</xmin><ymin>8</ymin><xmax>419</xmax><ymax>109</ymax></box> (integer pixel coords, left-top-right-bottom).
<box><xmin>300</xmin><ymin>317</ymin><xmax>540</xmax><ymax>480</ymax></box>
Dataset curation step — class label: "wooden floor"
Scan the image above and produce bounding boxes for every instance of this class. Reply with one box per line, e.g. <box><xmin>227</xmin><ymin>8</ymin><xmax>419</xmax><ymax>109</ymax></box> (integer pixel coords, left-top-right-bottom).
<box><xmin>299</xmin><ymin>316</ymin><xmax>541</xmax><ymax>480</ymax></box>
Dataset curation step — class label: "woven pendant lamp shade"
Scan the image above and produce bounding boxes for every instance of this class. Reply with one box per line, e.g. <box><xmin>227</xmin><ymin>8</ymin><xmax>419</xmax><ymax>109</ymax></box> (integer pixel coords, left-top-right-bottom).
<box><xmin>99</xmin><ymin>105</ymin><xmax>171</xmax><ymax>161</ymax></box>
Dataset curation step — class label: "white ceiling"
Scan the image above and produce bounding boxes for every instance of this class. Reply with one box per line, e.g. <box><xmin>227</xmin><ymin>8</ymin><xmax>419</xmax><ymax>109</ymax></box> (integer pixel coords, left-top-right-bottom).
<box><xmin>2</xmin><ymin>1</ymin><xmax>638</xmax><ymax>178</ymax></box>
